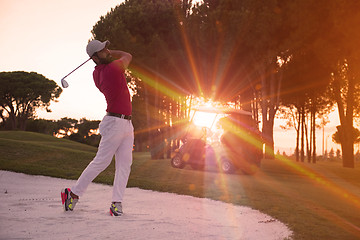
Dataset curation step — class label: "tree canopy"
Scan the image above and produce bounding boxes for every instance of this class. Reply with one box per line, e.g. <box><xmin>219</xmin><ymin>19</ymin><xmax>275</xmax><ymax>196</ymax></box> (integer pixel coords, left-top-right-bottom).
<box><xmin>86</xmin><ymin>0</ymin><xmax>360</xmax><ymax>167</ymax></box>
<box><xmin>0</xmin><ymin>71</ymin><xmax>62</xmax><ymax>130</ymax></box>
<box><xmin>3</xmin><ymin>0</ymin><xmax>359</xmax><ymax>167</ymax></box>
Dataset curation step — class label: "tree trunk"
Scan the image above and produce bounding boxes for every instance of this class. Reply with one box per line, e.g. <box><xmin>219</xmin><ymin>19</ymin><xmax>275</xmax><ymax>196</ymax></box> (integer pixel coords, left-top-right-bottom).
<box><xmin>333</xmin><ymin>69</ymin><xmax>355</xmax><ymax>168</ymax></box>
<box><xmin>9</xmin><ymin>115</ymin><xmax>16</xmax><ymax>129</ymax></box>
<box><xmin>5</xmin><ymin>103</ymin><xmax>17</xmax><ymax>130</ymax></box>
<box><xmin>295</xmin><ymin>106</ymin><xmax>300</xmax><ymax>161</ymax></box>
<box><xmin>300</xmin><ymin>106</ymin><xmax>305</xmax><ymax>162</ymax></box>
<box><xmin>305</xmin><ymin>117</ymin><xmax>310</xmax><ymax>163</ymax></box>
<box><xmin>312</xmin><ymin>106</ymin><xmax>317</xmax><ymax>163</ymax></box>
<box><xmin>342</xmin><ymin>136</ymin><xmax>354</xmax><ymax>168</ymax></box>
<box><xmin>262</xmin><ymin>118</ymin><xmax>274</xmax><ymax>159</ymax></box>
<box><xmin>19</xmin><ymin>111</ymin><xmax>29</xmax><ymax>131</ymax></box>
<box><xmin>144</xmin><ymin>85</ymin><xmax>151</xmax><ymax>153</ymax></box>
<box><xmin>260</xmin><ymin>63</ymin><xmax>280</xmax><ymax>160</ymax></box>
<box><xmin>252</xmin><ymin>92</ymin><xmax>260</xmax><ymax>127</ymax></box>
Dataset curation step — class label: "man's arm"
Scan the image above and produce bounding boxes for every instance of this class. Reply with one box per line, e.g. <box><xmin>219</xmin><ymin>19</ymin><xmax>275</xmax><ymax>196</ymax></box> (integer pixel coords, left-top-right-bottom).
<box><xmin>109</xmin><ymin>50</ymin><xmax>132</xmax><ymax>69</ymax></box>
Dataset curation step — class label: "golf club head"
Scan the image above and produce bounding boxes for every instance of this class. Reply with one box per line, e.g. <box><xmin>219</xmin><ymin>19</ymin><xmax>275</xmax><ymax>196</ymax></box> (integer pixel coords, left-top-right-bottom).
<box><xmin>61</xmin><ymin>78</ymin><xmax>69</xmax><ymax>88</ymax></box>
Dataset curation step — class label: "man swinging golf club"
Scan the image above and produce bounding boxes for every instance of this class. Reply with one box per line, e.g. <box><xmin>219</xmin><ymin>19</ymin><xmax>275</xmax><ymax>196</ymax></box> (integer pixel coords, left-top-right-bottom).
<box><xmin>61</xmin><ymin>39</ymin><xmax>134</xmax><ymax>216</ymax></box>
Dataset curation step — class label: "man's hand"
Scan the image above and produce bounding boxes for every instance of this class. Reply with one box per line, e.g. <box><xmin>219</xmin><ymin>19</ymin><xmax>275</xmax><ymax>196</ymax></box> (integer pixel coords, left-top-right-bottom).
<box><xmin>109</xmin><ymin>50</ymin><xmax>132</xmax><ymax>69</ymax></box>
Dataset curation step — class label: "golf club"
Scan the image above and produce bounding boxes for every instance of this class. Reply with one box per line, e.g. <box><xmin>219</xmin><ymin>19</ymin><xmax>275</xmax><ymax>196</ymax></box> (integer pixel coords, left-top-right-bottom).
<box><xmin>61</xmin><ymin>58</ymin><xmax>91</xmax><ymax>88</ymax></box>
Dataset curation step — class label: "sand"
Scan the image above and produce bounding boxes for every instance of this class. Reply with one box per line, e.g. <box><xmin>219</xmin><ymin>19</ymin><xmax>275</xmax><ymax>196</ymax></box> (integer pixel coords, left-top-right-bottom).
<box><xmin>0</xmin><ymin>170</ymin><xmax>292</xmax><ymax>240</ymax></box>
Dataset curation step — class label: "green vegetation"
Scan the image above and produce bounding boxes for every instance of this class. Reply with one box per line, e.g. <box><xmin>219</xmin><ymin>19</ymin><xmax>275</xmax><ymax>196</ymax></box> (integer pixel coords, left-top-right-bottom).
<box><xmin>90</xmin><ymin>0</ymin><xmax>360</xmax><ymax>167</ymax></box>
<box><xmin>1</xmin><ymin>131</ymin><xmax>359</xmax><ymax>239</ymax></box>
<box><xmin>0</xmin><ymin>71</ymin><xmax>62</xmax><ymax>130</ymax></box>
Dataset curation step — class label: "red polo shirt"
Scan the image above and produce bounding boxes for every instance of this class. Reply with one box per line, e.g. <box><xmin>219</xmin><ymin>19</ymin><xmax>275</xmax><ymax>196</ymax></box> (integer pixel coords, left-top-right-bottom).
<box><xmin>93</xmin><ymin>59</ymin><xmax>132</xmax><ymax>115</ymax></box>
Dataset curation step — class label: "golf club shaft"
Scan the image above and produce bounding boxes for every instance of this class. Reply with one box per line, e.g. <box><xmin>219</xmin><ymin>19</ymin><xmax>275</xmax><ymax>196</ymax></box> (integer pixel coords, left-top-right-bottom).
<box><xmin>62</xmin><ymin>58</ymin><xmax>91</xmax><ymax>80</ymax></box>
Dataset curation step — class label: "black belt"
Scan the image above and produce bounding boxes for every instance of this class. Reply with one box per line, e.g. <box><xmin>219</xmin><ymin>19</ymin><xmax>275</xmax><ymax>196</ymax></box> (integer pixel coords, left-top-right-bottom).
<box><xmin>106</xmin><ymin>112</ymin><xmax>132</xmax><ymax>120</ymax></box>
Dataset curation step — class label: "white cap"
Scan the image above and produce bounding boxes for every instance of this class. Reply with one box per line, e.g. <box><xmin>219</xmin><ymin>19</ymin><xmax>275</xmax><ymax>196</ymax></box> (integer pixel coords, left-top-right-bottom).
<box><xmin>86</xmin><ymin>40</ymin><xmax>110</xmax><ymax>57</ymax></box>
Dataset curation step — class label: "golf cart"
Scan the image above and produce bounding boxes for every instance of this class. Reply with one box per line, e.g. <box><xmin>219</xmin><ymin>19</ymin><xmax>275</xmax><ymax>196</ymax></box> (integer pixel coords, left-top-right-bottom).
<box><xmin>171</xmin><ymin>107</ymin><xmax>263</xmax><ymax>174</ymax></box>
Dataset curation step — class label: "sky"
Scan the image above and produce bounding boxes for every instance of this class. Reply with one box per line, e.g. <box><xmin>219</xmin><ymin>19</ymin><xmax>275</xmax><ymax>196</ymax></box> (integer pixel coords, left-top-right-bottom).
<box><xmin>0</xmin><ymin>0</ymin><xmax>121</xmax><ymax>120</ymax></box>
<box><xmin>0</xmin><ymin>0</ymin><xmax>343</xmax><ymax>155</ymax></box>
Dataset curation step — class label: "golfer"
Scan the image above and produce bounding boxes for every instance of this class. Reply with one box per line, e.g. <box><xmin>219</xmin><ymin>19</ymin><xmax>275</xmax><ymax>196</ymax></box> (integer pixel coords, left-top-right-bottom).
<box><xmin>61</xmin><ymin>39</ymin><xmax>134</xmax><ymax>216</ymax></box>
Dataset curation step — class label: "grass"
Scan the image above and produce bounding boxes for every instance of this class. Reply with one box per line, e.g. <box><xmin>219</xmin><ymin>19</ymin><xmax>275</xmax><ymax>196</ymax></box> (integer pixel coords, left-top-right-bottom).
<box><xmin>1</xmin><ymin>131</ymin><xmax>360</xmax><ymax>239</ymax></box>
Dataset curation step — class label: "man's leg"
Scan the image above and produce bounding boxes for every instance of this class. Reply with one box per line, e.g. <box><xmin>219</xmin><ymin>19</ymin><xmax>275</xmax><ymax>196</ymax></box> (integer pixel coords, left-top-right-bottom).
<box><xmin>112</xmin><ymin>120</ymin><xmax>134</xmax><ymax>203</ymax></box>
<box><xmin>71</xmin><ymin>116</ymin><xmax>121</xmax><ymax>197</ymax></box>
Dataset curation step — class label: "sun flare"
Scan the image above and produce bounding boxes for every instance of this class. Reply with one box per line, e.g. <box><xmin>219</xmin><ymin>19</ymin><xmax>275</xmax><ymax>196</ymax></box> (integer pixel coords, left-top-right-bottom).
<box><xmin>190</xmin><ymin>100</ymin><xmax>224</xmax><ymax>128</ymax></box>
<box><xmin>192</xmin><ymin>111</ymin><xmax>218</xmax><ymax>128</ymax></box>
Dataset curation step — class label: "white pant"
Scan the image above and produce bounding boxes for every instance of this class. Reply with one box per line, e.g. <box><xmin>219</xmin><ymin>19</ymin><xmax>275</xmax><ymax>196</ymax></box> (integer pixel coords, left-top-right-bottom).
<box><xmin>71</xmin><ymin>115</ymin><xmax>134</xmax><ymax>202</ymax></box>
